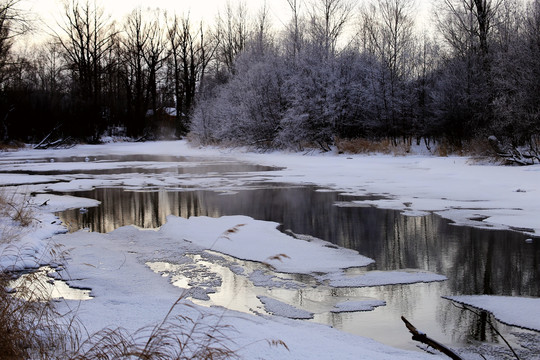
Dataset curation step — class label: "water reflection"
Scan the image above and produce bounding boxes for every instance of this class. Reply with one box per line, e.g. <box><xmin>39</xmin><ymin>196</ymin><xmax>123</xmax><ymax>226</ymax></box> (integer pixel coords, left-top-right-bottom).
<box><xmin>59</xmin><ymin>187</ymin><xmax>540</xmax><ymax>297</ymax></box>
<box><xmin>10</xmin><ymin>267</ymin><xmax>93</xmax><ymax>301</ymax></box>
<box><xmin>57</xmin><ymin>186</ymin><xmax>540</xmax><ymax>352</ymax></box>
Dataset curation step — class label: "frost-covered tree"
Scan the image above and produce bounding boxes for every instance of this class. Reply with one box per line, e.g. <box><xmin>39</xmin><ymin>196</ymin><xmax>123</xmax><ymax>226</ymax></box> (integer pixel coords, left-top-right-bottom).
<box><xmin>191</xmin><ymin>49</ymin><xmax>287</xmax><ymax>147</ymax></box>
<box><xmin>490</xmin><ymin>0</ymin><xmax>540</xmax><ymax>150</ymax></box>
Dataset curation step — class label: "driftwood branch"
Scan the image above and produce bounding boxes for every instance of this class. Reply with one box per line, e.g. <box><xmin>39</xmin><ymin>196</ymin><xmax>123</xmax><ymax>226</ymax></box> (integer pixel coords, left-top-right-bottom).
<box><xmin>401</xmin><ymin>316</ymin><xmax>463</xmax><ymax>360</ymax></box>
<box><xmin>34</xmin><ymin>124</ymin><xmax>61</xmax><ymax>149</ymax></box>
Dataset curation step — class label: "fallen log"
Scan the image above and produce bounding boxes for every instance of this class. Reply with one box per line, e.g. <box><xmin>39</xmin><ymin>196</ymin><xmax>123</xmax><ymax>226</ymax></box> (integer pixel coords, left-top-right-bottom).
<box><xmin>401</xmin><ymin>316</ymin><xmax>462</xmax><ymax>360</ymax></box>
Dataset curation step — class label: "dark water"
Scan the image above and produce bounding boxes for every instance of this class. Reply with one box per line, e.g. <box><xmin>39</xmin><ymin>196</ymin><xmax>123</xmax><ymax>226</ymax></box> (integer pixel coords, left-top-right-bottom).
<box><xmin>57</xmin><ymin>186</ymin><xmax>540</xmax><ymax>352</ymax></box>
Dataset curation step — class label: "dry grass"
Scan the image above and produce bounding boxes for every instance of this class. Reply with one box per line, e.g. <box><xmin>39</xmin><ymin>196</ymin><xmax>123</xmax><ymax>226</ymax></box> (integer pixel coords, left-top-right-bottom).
<box><xmin>1</xmin><ymin>265</ymin><xmax>255</xmax><ymax>359</ymax></box>
<box><xmin>0</xmin><ymin>189</ymin><xmax>35</xmax><ymax>229</ymax></box>
<box><xmin>0</xmin><ymin>270</ymin><xmax>78</xmax><ymax>359</ymax></box>
<box><xmin>434</xmin><ymin>138</ymin><xmax>495</xmax><ymax>158</ymax></box>
<box><xmin>0</xmin><ymin>141</ymin><xmax>25</xmax><ymax>152</ymax></box>
<box><xmin>69</xmin><ymin>298</ymin><xmax>240</xmax><ymax>360</ymax></box>
<box><xmin>335</xmin><ymin>137</ymin><xmax>495</xmax><ymax>158</ymax></box>
<box><xmin>335</xmin><ymin>137</ymin><xmax>411</xmax><ymax>155</ymax></box>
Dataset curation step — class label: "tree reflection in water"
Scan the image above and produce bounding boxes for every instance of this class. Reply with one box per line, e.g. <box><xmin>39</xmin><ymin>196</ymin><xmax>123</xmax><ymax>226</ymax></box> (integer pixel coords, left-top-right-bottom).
<box><xmin>58</xmin><ymin>186</ymin><xmax>540</xmax><ymax>351</ymax></box>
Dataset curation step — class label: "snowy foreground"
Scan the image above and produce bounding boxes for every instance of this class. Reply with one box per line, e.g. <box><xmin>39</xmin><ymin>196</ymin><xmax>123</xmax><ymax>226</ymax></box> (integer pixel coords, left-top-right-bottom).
<box><xmin>1</xmin><ymin>140</ymin><xmax>540</xmax><ymax>359</ymax></box>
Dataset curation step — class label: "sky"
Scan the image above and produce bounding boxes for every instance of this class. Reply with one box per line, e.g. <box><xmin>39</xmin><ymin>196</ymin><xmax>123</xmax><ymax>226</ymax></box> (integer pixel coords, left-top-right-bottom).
<box><xmin>26</xmin><ymin>0</ymin><xmax>298</xmax><ymax>27</ymax></box>
<box><xmin>24</xmin><ymin>0</ymin><xmax>432</xmax><ymax>31</ymax></box>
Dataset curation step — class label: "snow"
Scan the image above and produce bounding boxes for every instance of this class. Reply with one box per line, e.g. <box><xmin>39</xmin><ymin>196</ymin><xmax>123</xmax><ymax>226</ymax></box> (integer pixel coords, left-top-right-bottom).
<box><xmin>46</xmin><ymin>223</ymin><xmax>438</xmax><ymax>359</ymax></box>
<box><xmin>3</xmin><ymin>140</ymin><xmax>540</xmax><ymax>358</ymax></box>
<box><xmin>257</xmin><ymin>295</ymin><xmax>314</xmax><ymax>319</ymax></box>
<box><xmin>318</xmin><ymin>270</ymin><xmax>447</xmax><ymax>287</ymax></box>
<box><xmin>30</xmin><ymin>193</ymin><xmax>101</xmax><ymax>212</ymax></box>
<box><xmin>0</xmin><ymin>173</ymin><xmax>59</xmax><ymax>186</ymax></box>
<box><xmin>331</xmin><ymin>299</ymin><xmax>386</xmax><ymax>313</ymax></box>
<box><xmin>445</xmin><ymin>295</ymin><xmax>540</xmax><ymax>332</ymax></box>
<box><xmin>160</xmin><ymin>215</ymin><xmax>374</xmax><ymax>274</ymax></box>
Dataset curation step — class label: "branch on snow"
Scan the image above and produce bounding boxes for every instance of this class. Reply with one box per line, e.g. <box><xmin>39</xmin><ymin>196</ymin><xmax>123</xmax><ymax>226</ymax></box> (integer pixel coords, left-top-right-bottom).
<box><xmin>401</xmin><ymin>316</ymin><xmax>463</xmax><ymax>360</ymax></box>
<box><xmin>488</xmin><ymin>136</ymin><xmax>540</xmax><ymax>166</ymax></box>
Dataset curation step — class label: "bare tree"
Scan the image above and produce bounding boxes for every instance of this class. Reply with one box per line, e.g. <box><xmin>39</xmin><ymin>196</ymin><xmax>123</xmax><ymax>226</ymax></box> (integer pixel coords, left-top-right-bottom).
<box><xmin>120</xmin><ymin>8</ymin><xmax>168</xmax><ymax>136</ymax></box>
<box><xmin>0</xmin><ymin>0</ymin><xmax>28</xmax><ymax>80</ymax></box>
<box><xmin>142</xmin><ymin>9</ymin><xmax>168</xmax><ymax>123</ymax></box>
<box><xmin>35</xmin><ymin>42</ymin><xmax>66</xmax><ymax>94</ymax></box>
<box><xmin>54</xmin><ymin>0</ymin><xmax>116</xmax><ymax>139</ymax></box>
<box><xmin>215</xmin><ymin>1</ymin><xmax>249</xmax><ymax>74</ymax></box>
<box><xmin>250</xmin><ymin>1</ymin><xmax>273</xmax><ymax>56</ymax></box>
<box><xmin>121</xmin><ymin>7</ymin><xmax>150</xmax><ymax>135</ymax></box>
<box><xmin>435</xmin><ymin>0</ymin><xmax>502</xmax><ymax>57</ymax></box>
<box><xmin>0</xmin><ymin>0</ymin><xmax>31</xmax><ymax>141</ymax></box>
<box><xmin>308</xmin><ymin>0</ymin><xmax>355</xmax><ymax>58</ymax></box>
<box><xmin>166</xmin><ymin>13</ymin><xmax>217</xmax><ymax>135</ymax></box>
<box><xmin>285</xmin><ymin>0</ymin><xmax>303</xmax><ymax>59</ymax></box>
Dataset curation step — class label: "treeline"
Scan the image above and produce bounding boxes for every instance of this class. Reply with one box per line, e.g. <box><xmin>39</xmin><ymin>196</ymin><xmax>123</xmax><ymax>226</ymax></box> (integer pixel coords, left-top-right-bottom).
<box><xmin>0</xmin><ymin>0</ymin><xmax>216</xmax><ymax>143</ymax></box>
<box><xmin>191</xmin><ymin>0</ymin><xmax>540</xmax><ymax>153</ymax></box>
<box><xmin>0</xmin><ymin>0</ymin><xmax>539</xmax><ymax>154</ymax></box>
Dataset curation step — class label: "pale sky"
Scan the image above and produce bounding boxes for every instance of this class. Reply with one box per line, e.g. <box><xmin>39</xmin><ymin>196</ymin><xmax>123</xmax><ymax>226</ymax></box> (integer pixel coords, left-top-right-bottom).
<box><xmin>16</xmin><ymin>0</ymin><xmax>432</xmax><ymax>49</ymax></box>
<box><xmin>25</xmin><ymin>0</ymin><xmax>431</xmax><ymax>29</ymax></box>
<box><xmin>26</xmin><ymin>0</ymin><xmax>294</xmax><ymax>27</ymax></box>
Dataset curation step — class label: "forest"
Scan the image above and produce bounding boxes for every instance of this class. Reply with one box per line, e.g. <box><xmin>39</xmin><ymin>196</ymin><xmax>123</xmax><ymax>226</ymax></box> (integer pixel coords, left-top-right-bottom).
<box><xmin>0</xmin><ymin>0</ymin><xmax>539</xmax><ymax>159</ymax></box>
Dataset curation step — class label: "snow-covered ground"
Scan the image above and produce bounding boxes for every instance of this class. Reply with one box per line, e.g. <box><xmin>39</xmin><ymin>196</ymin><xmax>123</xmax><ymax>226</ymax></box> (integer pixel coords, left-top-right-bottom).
<box><xmin>1</xmin><ymin>140</ymin><xmax>539</xmax><ymax>359</ymax></box>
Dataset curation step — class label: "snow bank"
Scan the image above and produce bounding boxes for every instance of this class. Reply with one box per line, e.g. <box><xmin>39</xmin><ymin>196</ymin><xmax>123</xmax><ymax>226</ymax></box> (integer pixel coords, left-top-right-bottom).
<box><xmin>331</xmin><ymin>299</ymin><xmax>386</xmax><ymax>313</ymax></box>
<box><xmin>31</xmin><ymin>193</ymin><xmax>100</xmax><ymax>212</ymax></box>
<box><xmin>257</xmin><ymin>295</ymin><xmax>314</xmax><ymax>319</ymax></box>
<box><xmin>445</xmin><ymin>295</ymin><xmax>540</xmax><ymax>331</ymax></box>
<box><xmin>160</xmin><ymin>215</ymin><xmax>374</xmax><ymax>274</ymax></box>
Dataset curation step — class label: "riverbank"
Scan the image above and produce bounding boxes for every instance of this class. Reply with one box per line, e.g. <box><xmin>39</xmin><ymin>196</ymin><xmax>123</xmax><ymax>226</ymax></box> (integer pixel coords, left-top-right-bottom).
<box><xmin>1</xmin><ymin>140</ymin><xmax>539</xmax><ymax>359</ymax></box>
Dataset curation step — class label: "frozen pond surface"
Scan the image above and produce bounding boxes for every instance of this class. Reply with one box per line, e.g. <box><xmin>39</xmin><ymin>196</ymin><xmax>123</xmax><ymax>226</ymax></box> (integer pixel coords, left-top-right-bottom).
<box><xmin>2</xmin><ymin>145</ymin><xmax>539</xmax><ymax>357</ymax></box>
<box><xmin>52</xmin><ymin>166</ymin><xmax>540</xmax><ymax>352</ymax></box>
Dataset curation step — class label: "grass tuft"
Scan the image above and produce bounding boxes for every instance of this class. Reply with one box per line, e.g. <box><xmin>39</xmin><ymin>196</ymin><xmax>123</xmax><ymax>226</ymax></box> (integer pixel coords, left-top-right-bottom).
<box><xmin>1</xmin><ymin>269</ymin><xmax>248</xmax><ymax>359</ymax></box>
<box><xmin>0</xmin><ymin>269</ymin><xmax>78</xmax><ymax>359</ymax></box>
<box><xmin>0</xmin><ymin>189</ymin><xmax>35</xmax><ymax>228</ymax></box>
